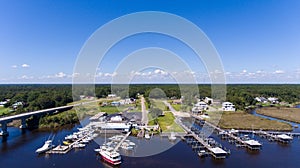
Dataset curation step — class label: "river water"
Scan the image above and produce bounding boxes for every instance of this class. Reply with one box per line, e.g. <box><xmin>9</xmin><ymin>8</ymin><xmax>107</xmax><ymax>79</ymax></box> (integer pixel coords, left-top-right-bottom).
<box><xmin>1</xmin><ymin>114</ymin><xmax>300</xmax><ymax>168</ymax></box>
<box><xmin>251</xmin><ymin>105</ymin><xmax>300</xmax><ymax>133</ymax></box>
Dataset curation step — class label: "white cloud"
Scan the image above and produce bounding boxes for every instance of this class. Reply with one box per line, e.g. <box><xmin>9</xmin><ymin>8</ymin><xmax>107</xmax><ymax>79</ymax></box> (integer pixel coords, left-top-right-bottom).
<box><xmin>11</xmin><ymin>65</ymin><xmax>18</xmax><ymax>68</ymax></box>
<box><xmin>19</xmin><ymin>75</ymin><xmax>33</xmax><ymax>80</ymax></box>
<box><xmin>274</xmin><ymin>70</ymin><xmax>285</xmax><ymax>74</ymax></box>
<box><xmin>55</xmin><ymin>72</ymin><xmax>67</xmax><ymax>78</ymax></box>
<box><xmin>103</xmin><ymin>72</ymin><xmax>117</xmax><ymax>77</ymax></box>
<box><xmin>242</xmin><ymin>69</ymin><xmax>247</xmax><ymax>73</ymax></box>
<box><xmin>154</xmin><ymin>69</ymin><xmax>168</xmax><ymax>75</ymax></box>
<box><xmin>21</xmin><ymin>64</ymin><xmax>30</xmax><ymax>68</ymax></box>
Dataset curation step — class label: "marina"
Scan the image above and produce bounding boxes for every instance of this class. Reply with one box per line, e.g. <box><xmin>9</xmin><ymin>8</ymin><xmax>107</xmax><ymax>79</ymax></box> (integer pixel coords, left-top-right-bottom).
<box><xmin>2</xmin><ymin>116</ymin><xmax>300</xmax><ymax>168</ymax></box>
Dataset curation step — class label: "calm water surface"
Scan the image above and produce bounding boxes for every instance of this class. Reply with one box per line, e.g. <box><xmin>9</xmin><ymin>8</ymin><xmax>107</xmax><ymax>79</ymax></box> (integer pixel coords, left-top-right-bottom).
<box><xmin>1</xmin><ymin>115</ymin><xmax>300</xmax><ymax>168</ymax></box>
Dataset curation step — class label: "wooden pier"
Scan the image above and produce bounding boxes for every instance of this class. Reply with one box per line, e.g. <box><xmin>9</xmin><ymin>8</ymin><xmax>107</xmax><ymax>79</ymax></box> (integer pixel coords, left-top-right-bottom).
<box><xmin>113</xmin><ymin>131</ymin><xmax>131</xmax><ymax>152</ymax></box>
<box><xmin>177</xmin><ymin>118</ymin><xmax>229</xmax><ymax>159</ymax></box>
<box><xmin>192</xmin><ymin>115</ymin><xmax>262</xmax><ymax>150</ymax></box>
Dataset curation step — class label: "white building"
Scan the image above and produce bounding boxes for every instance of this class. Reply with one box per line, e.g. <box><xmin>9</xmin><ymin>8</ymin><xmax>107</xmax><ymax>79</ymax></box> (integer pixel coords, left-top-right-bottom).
<box><xmin>119</xmin><ymin>98</ymin><xmax>135</xmax><ymax>105</ymax></box>
<box><xmin>110</xmin><ymin>115</ymin><xmax>123</xmax><ymax>122</ymax></box>
<box><xmin>107</xmin><ymin>94</ymin><xmax>117</xmax><ymax>99</ymax></box>
<box><xmin>222</xmin><ymin>102</ymin><xmax>236</xmax><ymax>111</ymax></box>
<box><xmin>0</xmin><ymin>101</ymin><xmax>7</xmax><ymax>107</ymax></box>
<box><xmin>268</xmin><ymin>97</ymin><xmax>279</xmax><ymax>104</ymax></box>
<box><xmin>195</xmin><ymin>101</ymin><xmax>208</xmax><ymax>110</ymax></box>
<box><xmin>204</xmin><ymin>97</ymin><xmax>214</xmax><ymax>105</ymax></box>
<box><xmin>255</xmin><ymin>97</ymin><xmax>268</xmax><ymax>103</ymax></box>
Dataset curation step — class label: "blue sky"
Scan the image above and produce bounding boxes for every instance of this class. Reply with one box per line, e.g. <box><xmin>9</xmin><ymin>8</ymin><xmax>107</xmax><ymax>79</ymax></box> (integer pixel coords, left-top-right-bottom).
<box><xmin>0</xmin><ymin>0</ymin><xmax>300</xmax><ymax>83</ymax></box>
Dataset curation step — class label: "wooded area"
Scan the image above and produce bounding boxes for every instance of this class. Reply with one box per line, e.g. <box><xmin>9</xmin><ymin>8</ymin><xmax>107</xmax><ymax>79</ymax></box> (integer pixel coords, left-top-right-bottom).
<box><xmin>0</xmin><ymin>84</ymin><xmax>300</xmax><ymax>115</ymax></box>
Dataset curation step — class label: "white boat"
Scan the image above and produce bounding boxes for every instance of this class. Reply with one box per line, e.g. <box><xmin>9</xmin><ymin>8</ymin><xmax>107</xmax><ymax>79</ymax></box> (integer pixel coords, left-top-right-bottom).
<box><xmin>128</xmin><ymin>142</ymin><xmax>136</xmax><ymax>146</ymax></box>
<box><xmin>35</xmin><ymin>140</ymin><xmax>55</xmax><ymax>154</ymax></box>
<box><xmin>65</xmin><ymin>134</ymin><xmax>74</xmax><ymax>140</ymax></box>
<box><xmin>73</xmin><ymin>143</ymin><xmax>86</xmax><ymax>148</ymax></box>
<box><xmin>145</xmin><ymin>133</ymin><xmax>150</xmax><ymax>139</ymax></box>
<box><xmin>81</xmin><ymin>138</ymin><xmax>90</xmax><ymax>144</ymax></box>
<box><xmin>121</xmin><ymin>142</ymin><xmax>134</xmax><ymax>150</ymax></box>
<box><xmin>168</xmin><ymin>132</ymin><xmax>176</xmax><ymax>141</ymax></box>
<box><xmin>99</xmin><ymin>149</ymin><xmax>122</xmax><ymax>165</ymax></box>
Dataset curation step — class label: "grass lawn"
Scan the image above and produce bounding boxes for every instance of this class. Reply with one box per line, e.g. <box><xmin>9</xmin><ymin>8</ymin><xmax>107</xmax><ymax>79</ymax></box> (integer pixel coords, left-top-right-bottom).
<box><xmin>171</xmin><ymin>104</ymin><xmax>181</xmax><ymax>111</ymax></box>
<box><xmin>148</xmin><ymin>112</ymin><xmax>184</xmax><ymax>132</ymax></box>
<box><xmin>256</xmin><ymin>107</ymin><xmax>300</xmax><ymax>124</ymax></box>
<box><xmin>151</xmin><ymin>99</ymin><xmax>167</xmax><ymax>111</ymax></box>
<box><xmin>99</xmin><ymin>106</ymin><xmax>120</xmax><ymax>114</ymax></box>
<box><xmin>207</xmin><ymin>111</ymin><xmax>292</xmax><ymax>131</ymax></box>
<box><xmin>0</xmin><ymin>107</ymin><xmax>10</xmax><ymax>116</ymax></box>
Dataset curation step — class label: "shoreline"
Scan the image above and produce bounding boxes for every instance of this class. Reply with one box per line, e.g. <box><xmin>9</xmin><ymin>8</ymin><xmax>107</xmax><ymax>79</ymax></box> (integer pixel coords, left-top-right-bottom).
<box><xmin>256</xmin><ymin>107</ymin><xmax>300</xmax><ymax>124</ymax></box>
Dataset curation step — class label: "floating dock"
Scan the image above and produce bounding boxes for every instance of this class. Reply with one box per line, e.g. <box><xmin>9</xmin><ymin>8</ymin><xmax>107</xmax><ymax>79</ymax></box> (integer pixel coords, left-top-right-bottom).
<box><xmin>192</xmin><ymin>115</ymin><xmax>262</xmax><ymax>150</ymax></box>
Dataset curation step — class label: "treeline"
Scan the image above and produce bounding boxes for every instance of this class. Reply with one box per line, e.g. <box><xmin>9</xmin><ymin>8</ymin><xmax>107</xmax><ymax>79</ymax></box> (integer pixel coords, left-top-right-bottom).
<box><xmin>1</xmin><ymin>84</ymin><xmax>300</xmax><ymax>112</ymax></box>
<box><xmin>0</xmin><ymin>84</ymin><xmax>73</xmax><ymax>113</ymax></box>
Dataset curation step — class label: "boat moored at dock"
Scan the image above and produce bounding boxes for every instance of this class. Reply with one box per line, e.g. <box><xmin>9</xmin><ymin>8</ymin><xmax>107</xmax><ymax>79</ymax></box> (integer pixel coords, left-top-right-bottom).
<box><xmin>243</xmin><ymin>140</ymin><xmax>262</xmax><ymax>150</ymax></box>
<box><xmin>208</xmin><ymin>147</ymin><xmax>228</xmax><ymax>159</ymax></box>
<box><xmin>36</xmin><ymin>140</ymin><xmax>55</xmax><ymax>154</ymax></box>
<box><xmin>275</xmin><ymin>134</ymin><xmax>293</xmax><ymax>143</ymax></box>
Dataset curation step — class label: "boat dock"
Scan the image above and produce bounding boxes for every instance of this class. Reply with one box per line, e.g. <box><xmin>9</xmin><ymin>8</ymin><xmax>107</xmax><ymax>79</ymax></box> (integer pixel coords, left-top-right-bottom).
<box><xmin>192</xmin><ymin>115</ymin><xmax>262</xmax><ymax>150</ymax></box>
<box><xmin>177</xmin><ymin>118</ymin><xmax>230</xmax><ymax>159</ymax></box>
<box><xmin>46</xmin><ymin>145</ymin><xmax>71</xmax><ymax>154</ymax></box>
<box><xmin>113</xmin><ymin>131</ymin><xmax>131</xmax><ymax>152</ymax></box>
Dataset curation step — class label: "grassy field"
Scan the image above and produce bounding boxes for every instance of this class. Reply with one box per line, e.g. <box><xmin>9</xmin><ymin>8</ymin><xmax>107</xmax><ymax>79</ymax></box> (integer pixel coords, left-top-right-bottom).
<box><xmin>256</xmin><ymin>107</ymin><xmax>300</xmax><ymax>124</ymax></box>
<box><xmin>207</xmin><ymin>111</ymin><xmax>292</xmax><ymax>131</ymax></box>
<box><xmin>151</xmin><ymin>99</ymin><xmax>167</xmax><ymax>111</ymax></box>
<box><xmin>171</xmin><ymin>104</ymin><xmax>181</xmax><ymax>111</ymax></box>
<box><xmin>0</xmin><ymin>107</ymin><xmax>10</xmax><ymax>116</ymax></box>
<box><xmin>148</xmin><ymin>112</ymin><xmax>184</xmax><ymax>132</ymax></box>
<box><xmin>99</xmin><ymin>106</ymin><xmax>120</xmax><ymax>114</ymax></box>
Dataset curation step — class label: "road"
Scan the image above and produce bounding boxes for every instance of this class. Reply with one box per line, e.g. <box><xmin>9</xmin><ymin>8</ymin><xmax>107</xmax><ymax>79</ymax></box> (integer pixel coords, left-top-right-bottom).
<box><xmin>163</xmin><ymin>101</ymin><xmax>191</xmax><ymax>118</ymax></box>
<box><xmin>141</xmin><ymin>96</ymin><xmax>148</xmax><ymax>125</ymax></box>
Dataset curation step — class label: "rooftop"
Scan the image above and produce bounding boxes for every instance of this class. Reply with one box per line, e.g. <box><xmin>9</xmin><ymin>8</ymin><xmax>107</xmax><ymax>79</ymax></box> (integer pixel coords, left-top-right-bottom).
<box><xmin>209</xmin><ymin>147</ymin><xmax>227</xmax><ymax>154</ymax></box>
<box><xmin>276</xmin><ymin>134</ymin><xmax>293</xmax><ymax>140</ymax></box>
<box><xmin>244</xmin><ymin>140</ymin><xmax>262</xmax><ymax>146</ymax></box>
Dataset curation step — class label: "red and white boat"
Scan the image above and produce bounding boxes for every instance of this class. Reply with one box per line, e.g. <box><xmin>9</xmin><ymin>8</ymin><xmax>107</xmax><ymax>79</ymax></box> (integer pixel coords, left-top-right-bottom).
<box><xmin>99</xmin><ymin>148</ymin><xmax>122</xmax><ymax>165</ymax></box>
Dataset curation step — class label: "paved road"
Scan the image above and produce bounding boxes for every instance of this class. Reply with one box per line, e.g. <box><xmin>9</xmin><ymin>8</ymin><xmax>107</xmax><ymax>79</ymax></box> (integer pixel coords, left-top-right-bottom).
<box><xmin>141</xmin><ymin>96</ymin><xmax>148</xmax><ymax>125</ymax></box>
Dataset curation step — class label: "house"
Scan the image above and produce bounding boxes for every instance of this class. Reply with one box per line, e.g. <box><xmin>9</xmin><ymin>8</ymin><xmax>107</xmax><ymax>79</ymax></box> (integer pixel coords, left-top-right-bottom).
<box><xmin>12</xmin><ymin>102</ymin><xmax>23</xmax><ymax>109</ymax></box>
<box><xmin>111</xmin><ymin>101</ymin><xmax>121</xmax><ymax>106</ymax></box>
<box><xmin>79</xmin><ymin>95</ymin><xmax>85</xmax><ymax>100</ymax></box>
<box><xmin>110</xmin><ymin>115</ymin><xmax>123</xmax><ymax>122</ymax></box>
<box><xmin>172</xmin><ymin>99</ymin><xmax>182</xmax><ymax>105</ymax></box>
<box><xmin>204</xmin><ymin>97</ymin><xmax>214</xmax><ymax>105</ymax></box>
<box><xmin>195</xmin><ymin>101</ymin><xmax>208</xmax><ymax>110</ymax></box>
<box><xmin>119</xmin><ymin>98</ymin><xmax>135</xmax><ymax>105</ymax></box>
<box><xmin>268</xmin><ymin>97</ymin><xmax>279</xmax><ymax>104</ymax></box>
<box><xmin>192</xmin><ymin>106</ymin><xmax>203</xmax><ymax>114</ymax></box>
<box><xmin>222</xmin><ymin>102</ymin><xmax>235</xmax><ymax>111</ymax></box>
<box><xmin>0</xmin><ymin>101</ymin><xmax>7</xmax><ymax>107</ymax></box>
<box><xmin>107</xmin><ymin>94</ymin><xmax>117</xmax><ymax>99</ymax></box>
<box><xmin>255</xmin><ymin>97</ymin><xmax>268</xmax><ymax>103</ymax></box>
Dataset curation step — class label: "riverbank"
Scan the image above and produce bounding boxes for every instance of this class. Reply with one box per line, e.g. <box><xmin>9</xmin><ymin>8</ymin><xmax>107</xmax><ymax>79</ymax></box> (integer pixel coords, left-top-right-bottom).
<box><xmin>256</xmin><ymin>107</ymin><xmax>300</xmax><ymax>124</ymax></box>
<box><xmin>38</xmin><ymin>109</ymin><xmax>79</xmax><ymax>129</ymax></box>
<box><xmin>207</xmin><ymin>111</ymin><xmax>293</xmax><ymax>131</ymax></box>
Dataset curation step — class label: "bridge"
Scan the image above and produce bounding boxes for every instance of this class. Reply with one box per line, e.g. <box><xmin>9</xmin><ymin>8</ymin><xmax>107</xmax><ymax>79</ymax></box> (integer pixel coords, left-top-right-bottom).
<box><xmin>0</xmin><ymin>99</ymin><xmax>101</xmax><ymax>136</ymax></box>
<box><xmin>0</xmin><ymin>105</ymin><xmax>74</xmax><ymax>136</ymax></box>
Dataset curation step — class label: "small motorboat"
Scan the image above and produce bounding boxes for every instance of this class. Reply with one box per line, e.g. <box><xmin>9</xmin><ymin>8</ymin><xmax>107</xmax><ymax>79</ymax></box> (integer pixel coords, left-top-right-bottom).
<box><xmin>73</xmin><ymin>143</ymin><xmax>86</xmax><ymax>148</ymax></box>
